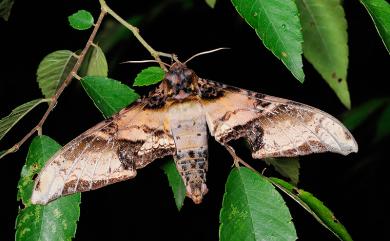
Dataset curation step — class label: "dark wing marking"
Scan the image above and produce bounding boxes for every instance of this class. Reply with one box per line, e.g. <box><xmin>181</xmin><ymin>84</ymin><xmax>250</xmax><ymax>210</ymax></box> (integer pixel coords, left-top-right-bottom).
<box><xmin>199</xmin><ymin>79</ymin><xmax>358</xmax><ymax>159</ymax></box>
<box><xmin>31</xmin><ymin>101</ymin><xmax>176</xmax><ymax>204</ymax></box>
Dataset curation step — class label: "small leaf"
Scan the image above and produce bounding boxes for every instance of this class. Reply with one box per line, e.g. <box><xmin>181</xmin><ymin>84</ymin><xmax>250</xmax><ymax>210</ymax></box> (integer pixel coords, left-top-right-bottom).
<box><xmin>375</xmin><ymin>103</ymin><xmax>390</xmax><ymax>141</ymax></box>
<box><xmin>220</xmin><ymin>167</ymin><xmax>297</xmax><ymax>241</ymax></box>
<box><xmin>360</xmin><ymin>0</ymin><xmax>390</xmax><ymax>54</ymax></box>
<box><xmin>341</xmin><ymin>97</ymin><xmax>389</xmax><ymax>130</ymax></box>
<box><xmin>161</xmin><ymin>159</ymin><xmax>186</xmax><ymax>210</ymax></box>
<box><xmin>297</xmin><ymin>0</ymin><xmax>350</xmax><ymax>108</ymax></box>
<box><xmin>0</xmin><ymin>99</ymin><xmax>48</xmax><ymax>142</ymax></box>
<box><xmin>68</xmin><ymin>10</ymin><xmax>94</xmax><ymax>30</ymax></box>
<box><xmin>81</xmin><ymin>76</ymin><xmax>140</xmax><ymax>118</ymax></box>
<box><xmin>133</xmin><ymin>67</ymin><xmax>165</xmax><ymax>86</ymax></box>
<box><xmin>37</xmin><ymin>50</ymin><xmax>77</xmax><ymax>98</ymax></box>
<box><xmin>86</xmin><ymin>45</ymin><xmax>108</xmax><ymax>77</ymax></box>
<box><xmin>16</xmin><ymin>135</ymin><xmax>81</xmax><ymax>241</ymax></box>
<box><xmin>205</xmin><ymin>0</ymin><xmax>217</xmax><ymax>8</ymax></box>
<box><xmin>264</xmin><ymin>157</ymin><xmax>300</xmax><ymax>185</ymax></box>
<box><xmin>269</xmin><ymin>177</ymin><xmax>353</xmax><ymax>241</ymax></box>
<box><xmin>231</xmin><ymin>0</ymin><xmax>304</xmax><ymax>82</ymax></box>
<box><xmin>0</xmin><ymin>0</ymin><xmax>14</xmax><ymax>20</ymax></box>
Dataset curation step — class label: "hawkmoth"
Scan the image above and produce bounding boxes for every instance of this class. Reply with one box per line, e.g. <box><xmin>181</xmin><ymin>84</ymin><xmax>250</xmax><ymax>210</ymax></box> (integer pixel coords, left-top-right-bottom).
<box><xmin>31</xmin><ymin>61</ymin><xmax>358</xmax><ymax>205</ymax></box>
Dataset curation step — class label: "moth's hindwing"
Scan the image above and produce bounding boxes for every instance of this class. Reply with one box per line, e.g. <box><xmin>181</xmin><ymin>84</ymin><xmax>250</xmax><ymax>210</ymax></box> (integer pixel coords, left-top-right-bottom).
<box><xmin>31</xmin><ymin>102</ymin><xmax>176</xmax><ymax>204</ymax></box>
<box><xmin>199</xmin><ymin>79</ymin><xmax>358</xmax><ymax>158</ymax></box>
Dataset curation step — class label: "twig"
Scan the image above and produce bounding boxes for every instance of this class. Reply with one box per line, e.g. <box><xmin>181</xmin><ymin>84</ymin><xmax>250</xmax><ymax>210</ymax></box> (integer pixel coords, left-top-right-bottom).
<box><xmin>99</xmin><ymin>0</ymin><xmax>170</xmax><ymax>71</ymax></box>
<box><xmin>224</xmin><ymin>144</ymin><xmax>257</xmax><ymax>172</ymax></box>
<box><xmin>0</xmin><ymin>10</ymin><xmax>107</xmax><ymax>159</ymax></box>
<box><xmin>2</xmin><ymin>1</ymin><xmax>175</xmax><ymax>160</ymax></box>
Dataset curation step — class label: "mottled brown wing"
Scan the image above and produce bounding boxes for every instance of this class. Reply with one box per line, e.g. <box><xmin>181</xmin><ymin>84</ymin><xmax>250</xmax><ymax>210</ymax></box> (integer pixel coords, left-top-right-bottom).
<box><xmin>199</xmin><ymin>79</ymin><xmax>358</xmax><ymax>158</ymax></box>
<box><xmin>31</xmin><ymin>101</ymin><xmax>176</xmax><ymax>204</ymax></box>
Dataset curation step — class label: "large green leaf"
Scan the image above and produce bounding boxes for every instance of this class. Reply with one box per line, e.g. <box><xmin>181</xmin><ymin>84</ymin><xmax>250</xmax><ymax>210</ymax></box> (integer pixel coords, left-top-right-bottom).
<box><xmin>341</xmin><ymin>97</ymin><xmax>389</xmax><ymax>130</ymax></box>
<box><xmin>161</xmin><ymin>159</ymin><xmax>186</xmax><ymax>210</ymax></box>
<box><xmin>0</xmin><ymin>99</ymin><xmax>48</xmax><ymax>142</ymax></box>
<box><xmin>16</xmin><ymin>135</ymin><xmax>81</xmax><ymax>241</ymax></box>
<box><xmin>231</xmin><ymin>0</ymin><xmax>304</xmax><ymax>82</ymax></box>
<box><xmin>360</xmin><ymin>0</ymin><xmax>390</xmax><ymax>54</ymax></box>
<box><xmin>68</xmin><ymin>10</ymin><xmax>94</xmax><ymax>30</ymax></box>
<box><xmin>375</xmin><ymin>103</ymin><xmax>390</xmax><ymax>141</ymax></box>
<box><xmin>269</xmin><ymin>177</ymin><xmax>352</xmax><ymax>241</ymax></box>
<box><xmin>133</xmin><ymin>67</ymin><xmax>165</xmax><ymax>86</ymax></box>
<box><xmin>81</xmin><ymin>76</ymin><xmax>139</xmax><ymax>118</ymax></box>
<box><xmin>37</xmin><ymin>50</ymin><xmax>77</xmax><ymax>98</ymax></box>
<box><xmin>297</xmin><ymin>0</ymin><xmax>350</xmax><ymax>108</ymax></box>
<box><xmin>86</xmin><ymin>45</ymin><xmax>108</xmax><ymax>77</ymax></box>
<box><xmin>264</xmin><ymin>157</ymin><xmax>300</xmax><ymax>185</ymax></box>
<box><xmin>220</xmin><ymin>168</ymin><xmax>297</xmax><ymax>241</ymax></box>
<box><xmin>0</xmin><ymin>0</ymin><xmax>14</xmax><ymax>20</ymax></box>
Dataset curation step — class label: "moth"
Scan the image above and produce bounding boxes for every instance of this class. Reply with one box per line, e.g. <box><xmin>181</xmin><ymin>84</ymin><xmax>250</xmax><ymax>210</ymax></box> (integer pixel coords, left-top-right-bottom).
<box><xmin>31</xmin><ymin>60</ymin><xmax>358</xmax><ymax>205</ymax></box>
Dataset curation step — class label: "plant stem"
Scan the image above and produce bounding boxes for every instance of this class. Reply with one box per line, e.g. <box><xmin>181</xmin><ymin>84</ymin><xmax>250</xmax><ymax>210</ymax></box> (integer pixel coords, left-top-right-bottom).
<box><xmin>0</xmin><ymin>10</ymin><xmax>107</xmax><ymax>160</ymax></box>
<box><xmin>99</xmin><ymin>0</ymin><xmax>170</xmax><ymax>71</ymax></box>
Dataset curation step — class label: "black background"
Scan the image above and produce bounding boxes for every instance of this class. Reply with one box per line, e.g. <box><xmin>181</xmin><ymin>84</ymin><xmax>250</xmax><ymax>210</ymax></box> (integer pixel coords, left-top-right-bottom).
<box><xmin>1</xmin><ymin>0</ymin><xmax>389</xmax><ymax>240</ymax></box>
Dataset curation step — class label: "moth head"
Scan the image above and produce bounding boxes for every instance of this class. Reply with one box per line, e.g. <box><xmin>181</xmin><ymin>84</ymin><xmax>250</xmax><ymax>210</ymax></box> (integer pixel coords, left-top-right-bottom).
<box><xmin>165</xmin><ymin>62</ymin><xmax>197</xmax><ymax>99</ymax></box>
<box><xmin>186</xmin><ymin>178</ymin><xmax>208</xmax><ymax>204</ymax></box>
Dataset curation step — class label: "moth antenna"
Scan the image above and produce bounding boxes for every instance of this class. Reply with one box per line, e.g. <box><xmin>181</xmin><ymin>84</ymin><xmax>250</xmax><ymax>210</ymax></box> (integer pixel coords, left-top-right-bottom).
<box><xmin>184</xmin><ymin>47</ymin><xmax>230</xmax><ymax>64</ymax></box>
<box><xmin>121</xmin><ymin>60</ymin><xmax>171</xmax><ymax>68</ymax></box>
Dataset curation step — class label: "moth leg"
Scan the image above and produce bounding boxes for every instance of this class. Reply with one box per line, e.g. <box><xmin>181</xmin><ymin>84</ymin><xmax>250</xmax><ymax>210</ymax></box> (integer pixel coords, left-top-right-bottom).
<box><xmin>224</xmin><ymin>144</ymin><xmax>256</xmax><ymax>172</ymax></box>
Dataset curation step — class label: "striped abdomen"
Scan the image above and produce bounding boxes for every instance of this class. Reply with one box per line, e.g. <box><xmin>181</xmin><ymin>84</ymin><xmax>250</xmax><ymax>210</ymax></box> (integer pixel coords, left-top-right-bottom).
<box><xmin>168</xmin><ymin>101</ymin><xmax>208</xmax><ymax>204</ymax></box>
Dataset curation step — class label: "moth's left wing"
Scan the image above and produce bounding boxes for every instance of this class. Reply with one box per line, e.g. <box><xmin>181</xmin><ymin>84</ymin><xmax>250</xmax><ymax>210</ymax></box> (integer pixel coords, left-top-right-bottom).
<box><xmin>199</xmin><ymin>79</ymin><xmax>358</xmax><ymax>159</ymax></box>
<box><xmin>31</xmin><ymin>101</ymin><xmax>176</xmax><ymax>204</ymax></box>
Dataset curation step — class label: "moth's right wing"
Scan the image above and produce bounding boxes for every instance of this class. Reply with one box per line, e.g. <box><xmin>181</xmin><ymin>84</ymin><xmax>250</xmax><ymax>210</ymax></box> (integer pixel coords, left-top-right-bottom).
<box><xmin>31</xmin><ymin>101</ymin><xmax>176</xmax><ymax>204</ymax></box>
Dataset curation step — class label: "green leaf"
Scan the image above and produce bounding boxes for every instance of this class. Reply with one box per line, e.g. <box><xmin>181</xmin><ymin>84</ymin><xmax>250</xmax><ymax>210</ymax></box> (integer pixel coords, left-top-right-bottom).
<box><xmin>133</xmin><ymin>67</ymin><xmax>165</xmax><ymax>86</ymax></box>
<box><xmin>296</xmin><ymin>0</ymin><xmax>350</xmax><ymax>108</ymax></box>
<box><xmin>205</xmin><ymin>0</ymin><xmax>217</xmax><ymax>8</ymax></box>
<box><xmin>360</xmin><ymin>0</ymin><xmax>390</xmax><ymax>54</ymax></box>
<box><xmin>0</xmin><ymin>99</ymin><xmax>48</xmax><ymax>142</ymax></box>
<box><xmin>269</xmin><ymin>177</ymin><xmax>353</xmax><ymax>241</ymax></box>
<box><xmin>264</xmin><ymin>157</ymin><xmax>300</xmax><ymax>185</ymax></box>
<box><xmin>16</xmin><ymin>135</ymin><xmax>81</xmax><ymax>241</ymax></box>
<box><xmin>86</xmin><ymin>45</ymin><xmax>108</xmax><ymax>77</ymax></box>
<box><xmin>37</xmin><ymin>50</ymin><xmax>77</xmax><ymax>98</ymax></box>
<box><xmin>161</xmin><ymin>159</ymin><xmax>186</xmax><ymax>210</ymax></box>
<box><xmin>220</xmin><ymin>167</ymin><xmax>297</xmax><ymax>241</ymax></box>
<box><xmin>231</xmin><ymin>0</ymin><xmax>304</xmax><ymax>82</ymax></box>
<box><xmin>341</xmin><ymin>97</ymin><xmax>389</xmax><ymax>130</ymax></box>
<box><xmin>375</xmin><ymin>103</ymin><xmax>390</xmax><ymax>141</ymax></box>
<box><xmin>68</xmin><ymin>10</ymin><xmax>94</xmax><ymax>30</ymax></box>
<box><xmin>0</xmin><ymin>0</ymin><xmax>14</xmax><ymax>20</ymax></box>
<box><xmin>81</xmin><ymin>76</ymin><xmax>140</xmax><ymax>118</ymax></box>
<box><xmin>17</xmin><ymin>136</ymin><xmax>61</xmax><ymax>204</ymax></box>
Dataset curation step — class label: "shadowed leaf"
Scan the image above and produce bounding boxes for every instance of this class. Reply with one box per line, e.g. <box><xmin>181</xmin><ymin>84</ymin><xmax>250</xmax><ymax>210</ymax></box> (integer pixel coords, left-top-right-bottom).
<box><xmin>0</xmin><ymin>0</ymin><xmax>14</xmax><ymax>20</ymax></box>
<box><xmin>37</xmin><ymin>50</ymin><xmax>77</xmax><ymax>98</ymax></box>
<box><xmin>375</xmin><ymin>103</ymin><xmax>390</xmax><ymax>141</ymax></box>
<box><xmin>341</xmin><ymin>97</ymin><xmax>389</xmax><ymax>130</ymax></box>
<box><xmin>86</xmin><ymin>45</ymin><xmax>108</xmax><ymax>77</ymax></box>
<box><xmin>265</xmin><ymin>157</ymin><xmax>300</xmax><ymax>185</ymax></box>
<box><xmin>0</xmin><ymin>99</ymin><xmax>48</xmax><ymax>143</ymax></box>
